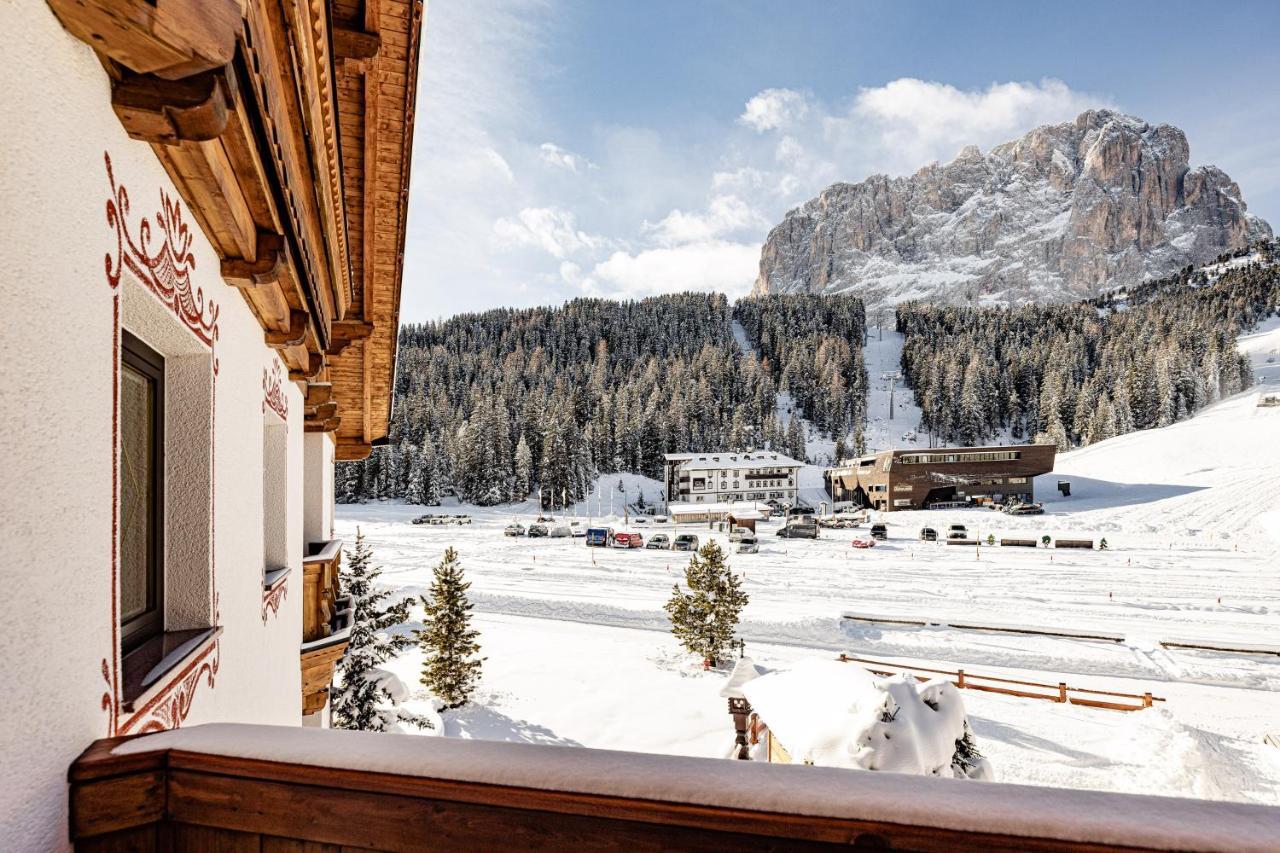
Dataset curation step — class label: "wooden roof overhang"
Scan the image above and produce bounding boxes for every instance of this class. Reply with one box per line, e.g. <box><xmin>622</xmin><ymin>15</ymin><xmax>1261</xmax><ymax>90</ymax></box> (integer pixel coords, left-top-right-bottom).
<box><xmin>47</xmin><ymin>0</ymin><xmax>424</xmax><ymax>460</ymax></box>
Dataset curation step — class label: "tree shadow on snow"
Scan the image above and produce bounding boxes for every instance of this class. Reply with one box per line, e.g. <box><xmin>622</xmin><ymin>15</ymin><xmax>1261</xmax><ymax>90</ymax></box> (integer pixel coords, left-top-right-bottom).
<box><xmin>967</xmin><ymin>715</ymin><xmax>1114</xmax><ymax>768</ymax></box>
<box><xmin>442</xmin><ymin>703</ymin><xmax>583</xmax><ymax>748</ymax></box>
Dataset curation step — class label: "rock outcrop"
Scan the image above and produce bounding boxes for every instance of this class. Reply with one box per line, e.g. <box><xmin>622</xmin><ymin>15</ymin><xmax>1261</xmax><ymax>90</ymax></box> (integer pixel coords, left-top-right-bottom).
<box><xmin>753</xmin><ymin>110</ymin><xmax>1272</xmax><ymax>307</ymax></box>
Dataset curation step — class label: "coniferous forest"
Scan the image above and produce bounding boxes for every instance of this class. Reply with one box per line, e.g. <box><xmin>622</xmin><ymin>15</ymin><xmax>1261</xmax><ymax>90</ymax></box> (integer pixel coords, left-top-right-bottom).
<box><xmin>895</xmin><ymin>247</ymin><xmax>1279</xmax><ymax>449</ymax></box>
<box><xmin>337</xmin><ymin>293</ymin><xmax>868</xmax><ymax>506</ymax></box>
<box><xmin>338</xmin><ymin>245</ymin><xmax>1278</xmax><ymax>506</ymax></box>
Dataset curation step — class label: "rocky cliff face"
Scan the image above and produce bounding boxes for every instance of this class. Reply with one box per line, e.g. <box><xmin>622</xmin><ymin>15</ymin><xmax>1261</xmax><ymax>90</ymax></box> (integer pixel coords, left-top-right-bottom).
<box><xmin>753</xmin><ymin>110</ymin><xmax>1272</xmax><ymax>307</ymax></box>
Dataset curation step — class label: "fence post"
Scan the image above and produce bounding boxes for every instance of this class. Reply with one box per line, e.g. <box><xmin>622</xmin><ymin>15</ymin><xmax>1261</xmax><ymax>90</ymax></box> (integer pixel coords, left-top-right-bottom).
<box><xmin>957</xmin><ymin>669</ymin><xmax>966</xmax><ymax>688</ymax></box>
<box><xmin>1058</xmin><ymin>682</ymin><xmax>1068</xmax><ymax>703</ymax></box>
<box><xmin>1143</xmin><ymin>692</ymin><xmax>1152</xmax><ymax>709</ymax></box>
<box><xmin>839</xmin><ymin>653</ymin><xmax>848</xmax><ymax>663</ymax></box>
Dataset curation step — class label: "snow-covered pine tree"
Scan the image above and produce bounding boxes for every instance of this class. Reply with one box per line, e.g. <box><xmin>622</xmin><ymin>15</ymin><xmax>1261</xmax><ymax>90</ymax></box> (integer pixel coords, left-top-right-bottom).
<box><xmin>786</xmin><ymin>414</ymin><xmax>806</xmax><ymax>463</ymax></box>
<box><xmin>332</xmin><ymin>528</ymin><xmax>431</xmax><ymax>731</ymax></box>
<box><xmin>417</xmin><ymin>547</ymin><xmax>484</xmax><ymax>709</ymax></box>
<box><xmin>664</xmin><ymin>540</ymin><xmax>749</xmax><ymax>667</ymax></box>
<box><xmin>513</xmin><ymin>435</ymin><xmax>533</xmax><ymax>501</ymax></box>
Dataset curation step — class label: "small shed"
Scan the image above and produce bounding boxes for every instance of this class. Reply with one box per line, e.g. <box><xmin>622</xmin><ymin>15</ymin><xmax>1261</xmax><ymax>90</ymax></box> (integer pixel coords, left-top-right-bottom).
<box><xmin>727</xmin><ymin>509</ymin><xmax>765</xmax><ymax>533</ymax></box>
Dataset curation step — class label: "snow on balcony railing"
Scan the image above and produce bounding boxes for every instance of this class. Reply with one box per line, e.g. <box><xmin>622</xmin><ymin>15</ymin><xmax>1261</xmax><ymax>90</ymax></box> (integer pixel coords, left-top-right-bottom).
<box><xmin>75</xmin><ymin>723</ymin><xmax>1280</xmax><ymax>851</ymax></box>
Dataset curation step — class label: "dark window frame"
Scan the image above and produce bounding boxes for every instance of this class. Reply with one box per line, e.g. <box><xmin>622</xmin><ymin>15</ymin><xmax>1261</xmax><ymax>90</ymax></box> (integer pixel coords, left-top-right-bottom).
<box><xmin>121</xmin><ymin>330</ymin><xmax>165</xmax><ymax>655</ymax></box>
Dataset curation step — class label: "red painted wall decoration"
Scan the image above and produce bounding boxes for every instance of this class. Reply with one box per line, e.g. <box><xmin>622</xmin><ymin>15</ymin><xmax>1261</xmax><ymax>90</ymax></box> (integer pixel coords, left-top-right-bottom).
<box><xmin>102</xmin><ymin>151</ymin><xmax>221</xmax><ymax>736</ymax></box>
<box><xmin>263</xmin><ymin>359</ymin><xmax>289</xmax><ymax>422</ymax></box>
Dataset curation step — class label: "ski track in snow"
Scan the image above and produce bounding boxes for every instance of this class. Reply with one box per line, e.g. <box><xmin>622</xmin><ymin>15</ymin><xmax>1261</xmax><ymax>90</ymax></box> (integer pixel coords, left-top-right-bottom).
<box><xmin>342</xmin><ymin>322</ymin><xmax>1280</xmax><ymax>805</ymax></box>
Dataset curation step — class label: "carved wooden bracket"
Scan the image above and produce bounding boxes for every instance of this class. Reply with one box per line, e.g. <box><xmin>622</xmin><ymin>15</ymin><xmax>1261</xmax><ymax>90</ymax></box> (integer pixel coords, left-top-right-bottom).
<box><xmin>326</xmin><ymin>319</ymin><xmax>374</xmax><ymax>355</ymax></box>
<box><xmin>304</xmin><ymin>417</ymin><xmax>342</xmax><ymax>434</ymax></box>
<box><xmin>288</xmin><ymin>350</ymin><xmax>325</xmax><ymax>382</ymax></box>
<box><xmin>112</xmin><ymin>67</ymin><xmax>237</xmax><ymax>144</ymax></box>
<box><xmin>265</xmin><ymin>310</ymin><xmax>309</xmax><ymax>349</ymax></box>
<box><xmin>305</xmin><ymin>382</ymin><xmax>334</xmax><ymax>407</ymax></box>
<box><xmin>47</xmin><ymin>0</ymin><xmax>242</xmax><ymax>80</ymax></box>
<box><xmin>335</xmin><ymin>440</ymin><xmax>373</xmax><ymax>461</ymax></box>
<box><xmin>222</xmin><ymin>233</ymin><xmax>290</xmax><ymax>288</ymax></box>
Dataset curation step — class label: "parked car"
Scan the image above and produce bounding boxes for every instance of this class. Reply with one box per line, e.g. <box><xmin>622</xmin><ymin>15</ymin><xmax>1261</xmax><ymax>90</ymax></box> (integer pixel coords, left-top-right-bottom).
<box><xmin>673</xmin><ymin>533</ymin><xmax>700</xmax><ymax>552</ymax></box>
<box><xmin>612</xmin><ymin>531</ymin><xmax>644</xmax><ymax>548</ymax></box>
<box><xmin>728</xmin><ymin>526</ymin><xmax>751</xmax><ymax>543</ymax></box>
<box><xmin>646</xmin><ymin>533</ymin><xmax>670</xmax><ymax>550</ymax></box>
<box><xmin>790</xmin><ymin>506</ymin><xmax>816</xmax><ymax>516</ymax></box>
<box><xmin>869</xmin><ymin>523</ymin><xmax>888</xmax><ymax>541</ymax></box>
<box><xmin>737</xmin><ymin>534</ymin><xmax>759</xmax><ymax>554</ymax></box>
<box><xmin>585</xmin><ymin>527</ymin><xmax>613</xmax><ymax>547</ymax></box>
<box><xmin>549</xmin><ymin>524</ymin><xmax>572</xmax><ymax>538</ymax></box>
<box><xmin>947</xmin><ymin>523</ymin><xmax>969</xmax><ymax>540</ymax></box>
<box><xmin>504</xmin><ymin>523</ymin><xmax>526</xmax><ymax>537</ymax></box>
<box><xmin>652</xmin><ymin>515</ymin><xmax>668</xmax><ymax>524</ymax></box>
<box><xmin>777</xmin><ymin>519</ymin><xmax>818</xmax><ymax>539</ymax></box>
<box><xmin>633</xmin><ymin>517</ymin><xmax>648</xmax><ymax>525</ymax></box>
<box><xmin>919</xmin><ymin>526</ymin><xmax>938</xmax><ymax>542</ymax></box>
<box><xmin>850</xmin><ymin>537</ymin><xmax>876</xmax><ymax>549</ymax></box>
<box><xmin>569</xmin><ymin>521</ymin><xmax>586</xmax><ymax>537</ymax></box>
<box><xmin>528</xmin><ymin>523</ymin><xmax>549</xmax><ymax>538</ymax></box>
<box><xmin>1005</xmin><ymin>502</ymin><xmax>1045</xmax><ymax>516</ymax></box>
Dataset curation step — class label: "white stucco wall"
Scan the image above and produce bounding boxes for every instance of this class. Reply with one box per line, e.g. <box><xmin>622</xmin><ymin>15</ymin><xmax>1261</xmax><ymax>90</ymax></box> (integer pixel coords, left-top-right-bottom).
<box><xmin>0</xmin><ymin>3</ymin><xmax>314</xmax><ymax>848</ymax></box>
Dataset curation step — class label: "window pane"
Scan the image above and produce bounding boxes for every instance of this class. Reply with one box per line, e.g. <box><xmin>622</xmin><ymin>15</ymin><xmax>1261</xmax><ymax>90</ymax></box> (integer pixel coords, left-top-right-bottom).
<box><xmin>121</xmin><ymin>363</ymin><xmax>154</xmax><ymax>624</ymax></box>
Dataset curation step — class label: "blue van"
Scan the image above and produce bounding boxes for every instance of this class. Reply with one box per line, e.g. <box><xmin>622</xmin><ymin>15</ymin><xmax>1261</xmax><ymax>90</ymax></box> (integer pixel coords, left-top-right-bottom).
<box><xmin>585</xmin><ymin>527</ymin><xmax>613</xmax><ymax>547</ymax></box>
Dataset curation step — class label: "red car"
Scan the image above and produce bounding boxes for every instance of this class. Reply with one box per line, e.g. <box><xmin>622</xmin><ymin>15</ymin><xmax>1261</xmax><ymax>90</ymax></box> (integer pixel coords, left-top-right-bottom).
<box><xmin>850</xmin><ymin>537</ymin><xmax>876</xmax><ymax>549</ymax></box>
<box><xmin>612</xmin><ymin>531</ymin><xmax>644</xmax><ymax>548</ymax></box>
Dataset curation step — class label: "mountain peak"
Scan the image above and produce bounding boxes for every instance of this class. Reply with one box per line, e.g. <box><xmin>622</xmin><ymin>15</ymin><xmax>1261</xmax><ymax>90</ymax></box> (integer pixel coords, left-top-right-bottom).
<box><xmin>754</xmin><ymin>110</ymin><xmax>1272</xmax><ymax>307</ymax></box>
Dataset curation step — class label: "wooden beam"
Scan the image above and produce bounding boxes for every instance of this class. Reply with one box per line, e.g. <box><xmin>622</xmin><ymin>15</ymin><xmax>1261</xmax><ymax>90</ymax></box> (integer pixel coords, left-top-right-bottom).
<box><xmin>304</xmin><ymin>383</ymin><xmax>333</xmax><ymax>407</ymax></box>
<box><xmin>222</xmin><ymin>233</ymin><xmax>289</xmax><ymax>288</ymax></box>
<box><xmin>288</xmin><ymin>350</ymin><xmax>325</xmax><ymax>382</ymax></box>
<box><xmin>332</xmin><ymin>28</ymin><xmax>381</xmax><ymax>61</ymax></box>
<box><xmin>335</xmin><ymin>440</ymin><xmax>373</xmax><ymax>461</ymax></box>
<box><xmin>304</xmin><ymin>417</ymin><xmax>342</xmax><ymax>434</ymax></box>
<box><xmin>46</xmin><ymin>0</ymin><xmax>242</xmax><ymax>79</ymax></box>
<box><xmin>111</xmin><ymin>67</ymin><xmax>235</xmax><ymax>143</ymax></box>
<box><xmin>265</xmin><ymin>311</ymin><xmax>309</xmax><ymax>349</ymax></box>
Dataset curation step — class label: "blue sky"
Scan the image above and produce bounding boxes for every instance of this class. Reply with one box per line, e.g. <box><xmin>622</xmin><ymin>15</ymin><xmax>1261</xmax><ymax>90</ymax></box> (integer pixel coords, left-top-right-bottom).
<box><xmin>402</xmin><ymin>0</ymin><xmax>1280</xmax><ymax>320</ymax></box>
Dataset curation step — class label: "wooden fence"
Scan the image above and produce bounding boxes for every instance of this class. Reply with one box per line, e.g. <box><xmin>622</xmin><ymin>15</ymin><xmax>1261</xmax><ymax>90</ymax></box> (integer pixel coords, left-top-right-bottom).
<box><xmin>837</xmin><ymin>654</ymin><xmax>1164</xmax><ymax>712</ymax></box>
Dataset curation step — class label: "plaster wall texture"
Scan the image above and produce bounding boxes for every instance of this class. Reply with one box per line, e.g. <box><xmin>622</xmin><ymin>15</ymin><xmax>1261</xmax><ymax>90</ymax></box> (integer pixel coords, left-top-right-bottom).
<box><xmin>0</xmin><ymin>3</ymin><xmax>326</xmax><ymax>848</ymax></box>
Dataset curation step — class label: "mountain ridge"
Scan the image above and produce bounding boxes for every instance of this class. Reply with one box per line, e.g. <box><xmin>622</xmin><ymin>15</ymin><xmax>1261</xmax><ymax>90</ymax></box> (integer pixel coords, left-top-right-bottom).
<box><xmin>753</xmin><ymin>109</ymin><xmax>1272</xmax><ymax>308</ymax></box>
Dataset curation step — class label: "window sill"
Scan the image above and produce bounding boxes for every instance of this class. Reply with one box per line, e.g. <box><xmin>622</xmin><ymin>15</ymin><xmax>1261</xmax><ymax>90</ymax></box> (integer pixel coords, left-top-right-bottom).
<box><xmin>121</xmin><ymin>626</ymin><xmax>222</xmax><ymax>710</ymax></box>
<box><xmin>263</xmin><ymin>566</ymin><xmax>291</xmax><ymax>592</ymax></box>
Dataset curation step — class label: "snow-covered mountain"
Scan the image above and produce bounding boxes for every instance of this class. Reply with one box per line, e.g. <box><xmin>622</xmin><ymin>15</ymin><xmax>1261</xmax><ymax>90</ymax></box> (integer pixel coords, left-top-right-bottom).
<box><xmin>753</xmin><ymin>109</ymin><xmax>1272</xmax><ymax>308</ymax></box>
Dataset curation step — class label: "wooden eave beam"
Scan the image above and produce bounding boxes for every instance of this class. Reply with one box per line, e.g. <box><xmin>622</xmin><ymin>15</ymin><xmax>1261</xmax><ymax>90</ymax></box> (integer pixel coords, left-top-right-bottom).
<box><xmin>46</xmin><ymin>0</ymin><xmax>242</xmax><ymax>80</ymax></box>
<box><xmin>333</xmin><ymin>28</ymin><xmax>381</xmax><ymax>61</ymax></box>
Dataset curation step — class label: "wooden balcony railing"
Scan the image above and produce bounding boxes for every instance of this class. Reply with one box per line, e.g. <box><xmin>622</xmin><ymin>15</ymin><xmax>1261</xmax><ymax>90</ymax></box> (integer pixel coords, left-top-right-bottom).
<box><xmin>300</xmin><ymin>539</ymin><xmax>351</xmax><ymax>715</ymax></box>
<box><xmin>70</xmin><ymin>724</ymin><xmax>1280</xmax><ymax>852</ymax></box>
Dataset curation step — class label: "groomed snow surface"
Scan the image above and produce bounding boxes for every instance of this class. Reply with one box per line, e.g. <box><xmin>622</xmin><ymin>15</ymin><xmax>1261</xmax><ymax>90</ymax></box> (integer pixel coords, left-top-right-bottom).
<box><xmin>339</xmin><ymin>387</ymin><xmax>1280</xmax><ymax>806</ymax></box>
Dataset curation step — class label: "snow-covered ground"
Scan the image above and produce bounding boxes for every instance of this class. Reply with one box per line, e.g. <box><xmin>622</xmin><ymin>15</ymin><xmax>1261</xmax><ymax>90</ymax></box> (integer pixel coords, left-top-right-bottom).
<box><xmin>338</xmin><ymin>388</ymin><xmax>1280</xmax><ymax>805</ymax></box>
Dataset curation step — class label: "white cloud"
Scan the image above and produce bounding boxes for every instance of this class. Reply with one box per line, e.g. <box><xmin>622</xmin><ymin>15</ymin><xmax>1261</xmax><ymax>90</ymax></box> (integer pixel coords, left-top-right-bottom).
<box><xmin>493</xmin><ymin>207</ymin><xmax>604</xmax><ymax>258</ymax></box>
<box><xmin>539</xmin><ymin>142</ymin><xmax>594</xmax><ymax>172</ymax></box>
<box><xmin>739</xmin><ymin>88</ymin><xmax>811</xmax><ymax>133</ymax></box>
<box><xmin>587</xmin><ymin>240</ymin><xmax>761</xmax><ymax>301</ymax></box>
<box><xmin>836</xmin><ymin>78</ymin><xmax>1108</xmax><ymax>176</ymax></box>
<box><xmin>644</xmin><ymin>195</ymin><xmax>770</xmax><ymax>246</ymax></box>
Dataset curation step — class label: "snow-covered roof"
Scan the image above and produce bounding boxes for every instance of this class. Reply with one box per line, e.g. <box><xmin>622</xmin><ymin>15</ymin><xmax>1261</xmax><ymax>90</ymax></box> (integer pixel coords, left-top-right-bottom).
<box><xmin>719</xmin><ymin>656</ymin><xmax>766</xmax><ymax>699</ymax></box>
<box><xmin>666</xmin><ymin>451</ymin><xmax>803</xmax><ymax>472</ymax></box>
<box><xmin>742</xmin><ymin>658</ymin><xmax>881</xmax><ymax>765</ymax></box>
<box><xmin>667</xmin><ymin>501</ymin><xmax>774</xmax><ymax>516</ymax></box>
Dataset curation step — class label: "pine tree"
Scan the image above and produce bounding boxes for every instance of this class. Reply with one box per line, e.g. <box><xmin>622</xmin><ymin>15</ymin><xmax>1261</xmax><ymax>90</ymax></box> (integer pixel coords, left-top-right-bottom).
<box><xmin>513</xmin><ymin>436</ymin><xmax>533</xmax><ymax>501</ymax></box>
<box><xmin>416</xmin><ymin>547</ymin><xmax>484</xmax><ymax>709</ymax></box>
<box><xmin>786</xmin><ymin>414</ymin><xmax>806</xmax><ymax>462</ymax></box>
<box><xmin>332</xmin><ymin>528</ymin><xmax>431</xmax><ymax>731</ymax></box>
<box><xmin>664</xmin><ymin>540</ymin><xmax>749</xmax><ymax>667</ymax></box>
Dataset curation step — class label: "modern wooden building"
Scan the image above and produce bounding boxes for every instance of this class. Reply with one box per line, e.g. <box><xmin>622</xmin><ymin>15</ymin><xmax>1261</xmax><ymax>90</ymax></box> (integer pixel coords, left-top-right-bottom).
<box><xmin>824</xmin><ymin>444</ymin><xmax>1058</xmax><ymax>511</ymax></box>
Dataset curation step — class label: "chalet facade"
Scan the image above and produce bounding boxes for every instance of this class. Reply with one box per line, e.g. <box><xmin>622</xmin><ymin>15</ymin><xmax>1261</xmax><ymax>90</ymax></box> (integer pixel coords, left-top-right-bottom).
<box><xmin>0</xmin><ymin>0</ymin><xmax>419</xmax><ymax>847</ymax></box>
<box><xmin>823</xmin><ymin>444</ymin><xmax>1057</xmax><ymax>511</ymax></box>
<box><xmin>664</xmin><ymin>450</ymin><xmax>803</xmax><ymax>508</ymax></box>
